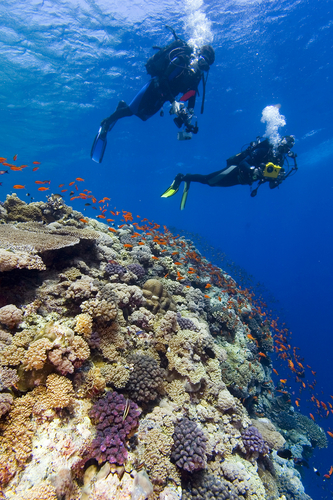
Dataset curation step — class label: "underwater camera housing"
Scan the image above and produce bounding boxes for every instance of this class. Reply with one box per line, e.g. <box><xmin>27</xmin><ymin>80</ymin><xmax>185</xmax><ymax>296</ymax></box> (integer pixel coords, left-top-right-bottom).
<box><xmin>177</xmin><ymin>130</ymin><xmax>192</xmax><ymax>141</ymax></box>
<box><xmin>263</xmin><ymin>162</ymin><xmax>281</xmax><ymax>178</ymax></box>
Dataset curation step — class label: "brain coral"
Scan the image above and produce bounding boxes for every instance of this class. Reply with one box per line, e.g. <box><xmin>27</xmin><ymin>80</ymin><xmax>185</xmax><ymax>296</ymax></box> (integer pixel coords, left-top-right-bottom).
<box><xmin>89</xmin><ymin>391</ymin><xmax>141</xmax><ymax>465</ymax></box>
<box><xmin>142</xmin><ymin>279</ymin><xmax>177</xmax><ymax>314</ymax></box>
<box><xmin>171</xmin><ymin>417</ymin><xmax>207</xmax><ymax>472</ymax></box>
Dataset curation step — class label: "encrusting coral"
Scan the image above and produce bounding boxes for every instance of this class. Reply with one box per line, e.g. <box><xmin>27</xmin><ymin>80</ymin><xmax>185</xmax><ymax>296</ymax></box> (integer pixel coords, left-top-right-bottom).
<box><xmin>0</xmin><ymin>197</ymin><xmax>321</xmax><ymax>500</ymax></box>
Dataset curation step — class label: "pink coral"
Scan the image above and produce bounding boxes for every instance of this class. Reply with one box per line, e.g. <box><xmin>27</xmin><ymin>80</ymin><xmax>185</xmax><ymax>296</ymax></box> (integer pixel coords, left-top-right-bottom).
<box><xmin>0</xmin><ymin>304</ymin><xmax>23</xmax><ymax>329</ymax></box>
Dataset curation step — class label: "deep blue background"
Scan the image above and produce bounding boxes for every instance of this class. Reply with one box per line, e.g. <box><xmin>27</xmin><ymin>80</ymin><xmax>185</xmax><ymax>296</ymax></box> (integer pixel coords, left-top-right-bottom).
<box><xmin>1</xmin><ymin>0</ymin><xmax>333</xmax><ymax>496</ymax></box>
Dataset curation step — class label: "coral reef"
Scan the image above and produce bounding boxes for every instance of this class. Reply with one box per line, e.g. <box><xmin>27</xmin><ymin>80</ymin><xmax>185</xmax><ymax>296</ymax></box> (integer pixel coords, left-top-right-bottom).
<box><xmin>0</xmin><ymin>198</ymin><xmax>318</xmax><ymax>499</ymax></box>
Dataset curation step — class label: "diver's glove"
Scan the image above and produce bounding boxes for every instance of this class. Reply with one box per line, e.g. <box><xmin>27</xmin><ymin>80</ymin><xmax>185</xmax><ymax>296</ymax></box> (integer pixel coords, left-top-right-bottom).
<box><xmin>250</xmin><ymin>166</ymin><xmax>262</xmax><ymax>181</ymax></box>
<box><xmin>170</xmin><ymin>101</ymin><xmax>184</xmax><ymax>115</ymax></box>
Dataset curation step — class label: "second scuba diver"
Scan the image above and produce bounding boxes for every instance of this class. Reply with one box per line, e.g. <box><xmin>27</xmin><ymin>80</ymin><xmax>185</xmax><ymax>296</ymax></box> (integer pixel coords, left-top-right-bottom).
<box><xmin>161</xmin><ymin>135</ymin><xmax>297</xmax><ymax>209</ymax></box>
<box><xmin>91</xmin><ymin>26</ymin><xmax>215</xmax><ymax>163</ymax></box>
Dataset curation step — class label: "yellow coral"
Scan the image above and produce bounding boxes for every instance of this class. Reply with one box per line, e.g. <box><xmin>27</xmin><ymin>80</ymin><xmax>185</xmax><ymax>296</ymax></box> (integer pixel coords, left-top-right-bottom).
<box><xmin>100</xmin><ymin>361</ymin><xmax>130</xmax><ymax>388</ymax></box>
<box><xmin>0</xmin><ymin>344</ymin><xmax>26</xmax><ymax>366</ymax></box>
<box><xmin>74</xmin><ymin>313</ymin><xmax>93</xmax><ymax>339</ymax></box>
<box><xmin>165</xmin><ymin>379</ymin><xmax>190</xmax><ymax>409</ymax></box>
<box><xmin>23</xmin><ymin>338</ymin><xmax>53</xmax><ymax>371</ymax></box>
<box><xmin>46</xmin><ymin>373</ymin><xmax>74</xmax><ymax>409</ymax></box>
<box><xmin>80</xmin><ymin>298</ymin><xmax>117</xmax><ymax>321</ymax></box>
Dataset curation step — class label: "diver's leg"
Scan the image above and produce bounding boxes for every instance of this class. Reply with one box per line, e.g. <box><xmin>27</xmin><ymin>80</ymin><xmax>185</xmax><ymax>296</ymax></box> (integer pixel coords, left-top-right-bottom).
<box><xmin>205</xmin><ymin>165</ymin><xmax>239</xmax><ymax>187</ymax></box>
<box><xmin>101</xmin><ymin>100</ymin><xmax>133</xmax><ymax>129</ymax></box>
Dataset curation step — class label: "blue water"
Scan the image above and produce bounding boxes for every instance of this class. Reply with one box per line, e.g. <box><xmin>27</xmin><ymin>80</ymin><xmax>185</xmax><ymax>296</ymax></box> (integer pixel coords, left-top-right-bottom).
<box><xmin>1</xmin><ymin>0</ymin><xmax>333</xmax><ymax>497</ymax></box>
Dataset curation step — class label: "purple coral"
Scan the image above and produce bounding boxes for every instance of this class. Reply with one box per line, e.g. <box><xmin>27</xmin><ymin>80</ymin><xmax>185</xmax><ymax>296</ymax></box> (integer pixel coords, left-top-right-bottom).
<box><xmin>127</xmin><ymin>263</ymin><xmax>145</xmax><ymax>280</ymax></box>
<box><xmin>242</xmin><ymin>426</ymin><xmax>269</xmax><ymax>457</ymax></box>
<box><xmin>171</xmin><ymin>417</ymin><xmax>207</xmax><ymax>472</ymax></box>
<box><xmin>177</xmin><ymin>313</ymin><xmax>199</xmax><ymax>332</ymax></box>
<box><xmin>105</xmin><ymin>261</ymin><xmax>126</xmax><ymax>277</ymax></box>
<box><xmin>126</xmin><ymin>355</ymin><xmax>164</xmax><ymax>403</ymax></box>
<box><xmin>89</xmin><ymin>391</ymin><xmax>141</xmax><ymax>465</ymax></box>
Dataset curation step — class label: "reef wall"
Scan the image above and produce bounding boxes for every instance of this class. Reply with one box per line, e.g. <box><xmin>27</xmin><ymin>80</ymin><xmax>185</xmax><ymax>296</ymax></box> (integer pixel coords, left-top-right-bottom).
<box><xmin>0</xmin><ymin>194</ymin><xmax>327</xmax><ymax>499</ymax></box>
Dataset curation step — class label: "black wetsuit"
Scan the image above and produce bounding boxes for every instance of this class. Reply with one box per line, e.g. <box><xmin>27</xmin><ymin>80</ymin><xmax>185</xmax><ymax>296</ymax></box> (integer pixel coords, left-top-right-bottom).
<box><xmin>105</xmin><ymin>51</ymin><xmax>202</xmax><ymax>124</ymax></box>
<box><xmin>182</xmin><ymin>139</ymin><xmax>287</xmax><ymax>188</ymax></box>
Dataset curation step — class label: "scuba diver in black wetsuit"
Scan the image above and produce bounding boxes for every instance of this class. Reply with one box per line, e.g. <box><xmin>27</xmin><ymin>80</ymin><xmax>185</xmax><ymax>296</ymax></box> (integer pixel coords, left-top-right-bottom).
<box><xmin>161</xmin><ymin>135</ymin><xmax>298</xmax><ymax>209</ymax></box>
<box><xmin>91</xmin><ymin>26</ymin><xmax>215</xmax><ymax>163</ymax></box>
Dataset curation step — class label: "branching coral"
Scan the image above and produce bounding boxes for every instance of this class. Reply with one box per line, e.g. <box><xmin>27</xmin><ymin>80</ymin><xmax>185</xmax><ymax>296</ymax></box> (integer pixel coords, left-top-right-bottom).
<box><xmin>89</xmin><ymin>391</ymin><xmax>141</xmax><ymax>465</ymax></box>
<box><xmin>242</xmin><ymin>425</ymin><xmax>270</xmax><ymax>459</ymax></box>
<box><xmin>0</xmin><ymin>366</ymin><xmax>19</xmax><ymax>390</ymax></box>
<box><xmin>109</xmin><ymin>283</ymin><xmax>145</xmax><ymax>313</ymax></box>
<box><xmin>80</xmin><ymin>298</ymin><xmax>118</xmax><ymax>322</ymax></box>
<box><xmin>100</xmin><ymin>361</ymin><xmax>130</xmax><ymax>389</ymax></box>
<box><xmin>0</xmin><ymin>393</ymin><xmax>13</xmax><ymax>417</ymax></box>
<box><xmin>171</xmin><ymin>417</ymin><xmax>207</xmax><ymax>472</ymax></box>
<box><xmin>65</xmin><ymin>276</ymin><xmax>98</xmax><ymax>302</ymax></box>
<box><xmin>126</xmin><ymin>354</ymin><xmax>164</xmax><ymax>403</ymax></box>
<box><xmin>21</xmin><ymin>325</ymin><xmax>90</xmax><ymax>376</ymax></box>
<box><xmin>74</xmin><ymin>313</ymin><xmax>93</xmax><ymax>339</ymax></box>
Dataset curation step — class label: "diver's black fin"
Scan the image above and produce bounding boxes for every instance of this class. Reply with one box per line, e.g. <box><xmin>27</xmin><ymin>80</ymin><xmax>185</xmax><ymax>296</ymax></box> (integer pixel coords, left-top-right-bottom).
<box><xmin>180</xmin><ymin>181</ymin><xmax>190</xmax><ymax>210</ymax></box>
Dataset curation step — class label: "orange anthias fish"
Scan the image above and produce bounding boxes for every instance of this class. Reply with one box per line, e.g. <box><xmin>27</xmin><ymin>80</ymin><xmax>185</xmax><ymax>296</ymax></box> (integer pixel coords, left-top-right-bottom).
<box><xmin>76</xmin><ymin>177</ymin><xmax>84</xmax><ymax>182</ymax></box>
<box><xmin>123</xmin><ymin>244</ymin><xmax>133</xmax><ymax>248</ymax></box>
<box><xmin>38</xmin><ymin>187</ymin><xmax>49</xmax><ymax>191</ymax></box>
<box><xmin>13</xmin><ymin>154</ymin><xmax>18</xmax><ymax>161</ymax></box>
<box><xmin>8</xmin><ymin>165</ymin><xmax>23</xmax><ymax>171</ymax></box>
<box><xmin>327</xmin><ymin>431</ymin><xmax>333</xmax><ymax>439</ymax></box>
<box><xmin>309</xmin><ymin>413</ymin><xmax>315</xmax><ymax>421</ymax></box>
<box><xmin>32</xmin><ymin>167</ymin><xmax>39</xmax><ymax>172</ymax></box>
<box><xmin>32</xmin><ymin>161</ymin><xmax>41</xmax><ymax>164</ymax></box>
<box><xmin>13</xmin><ymin>185</ymin><xmax>25</xmax><ymax>189</ymax></box>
